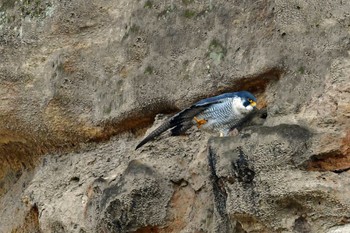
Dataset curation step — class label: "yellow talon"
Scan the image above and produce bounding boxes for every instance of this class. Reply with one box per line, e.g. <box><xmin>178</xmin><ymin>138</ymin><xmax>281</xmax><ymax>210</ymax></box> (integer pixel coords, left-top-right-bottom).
<box><xmin>194</xmin><ymin>116</ymin><xmax>207</xmax><ymax>128</ymax></box>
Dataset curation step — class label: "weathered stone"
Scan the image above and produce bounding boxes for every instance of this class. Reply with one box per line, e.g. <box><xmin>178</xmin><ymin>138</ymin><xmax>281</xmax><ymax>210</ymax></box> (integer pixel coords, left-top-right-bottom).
<box><xmin>208</xmin><ymin>125</ymin><xmax>350</xmax><ymax>233</ymax></box>
<box><xmin>0</xmin><ymin>0</ymin><xmax>349</xmax><ymax>232</ymax></box>
<box><xmin>86</xmin><ymin>160</ymin><xmax>173</xmax><ymax>232</ymax></box>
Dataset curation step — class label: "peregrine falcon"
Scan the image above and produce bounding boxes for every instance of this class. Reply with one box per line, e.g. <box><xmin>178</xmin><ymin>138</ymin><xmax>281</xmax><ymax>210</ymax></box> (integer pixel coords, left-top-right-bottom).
<box><xmin>136</xmin><ymin>91</ymin><xmax>257</xmax><ymax>150</ymax></box>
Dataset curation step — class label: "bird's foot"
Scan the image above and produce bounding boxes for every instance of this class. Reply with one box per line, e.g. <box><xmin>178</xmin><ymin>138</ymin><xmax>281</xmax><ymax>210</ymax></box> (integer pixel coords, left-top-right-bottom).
<box><xmin>193</xmin><ymin>116</ymin><xmax>207</xmax><ymax>128</ymax></box>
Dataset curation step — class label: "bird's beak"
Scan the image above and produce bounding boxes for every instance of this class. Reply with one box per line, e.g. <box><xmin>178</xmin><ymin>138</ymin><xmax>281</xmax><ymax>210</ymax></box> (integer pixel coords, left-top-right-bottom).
<box><xmin>250</xmin><ymin>101</ymin><xmax>256</xmax><ymax>107</ymax></box>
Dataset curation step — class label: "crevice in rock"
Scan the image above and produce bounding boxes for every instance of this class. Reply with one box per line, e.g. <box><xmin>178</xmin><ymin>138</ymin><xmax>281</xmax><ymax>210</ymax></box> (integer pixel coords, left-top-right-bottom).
<box><xmin>212</xmin><ymin>67</ymin><xmax>283</xmax><ymax>96</ymax></box>
<box><xmin>231</xmin><ymin>147</ymin><xmax>255</xmax><ymax>184</ymax></box>
<box><xmin>95</xmin><ymin>103</ymin><xmax>180</xmax><ymax>142</ymax></box>
<box><xmin>293</xmin><ymin>216</ymin><xmax>311</xmax><ymax>233</ymax></box>
<box><xmin>233</xmin><ymin>221</ymin><xmax>248</xmax><ymax>233</ymax></box>
<box><xmin>208</xmin><ymin>145</ymin><xmax>232</xmax><ymax>232</ymax></box>
<box><xmin>133</xmin><ymin>226</ymin><xmax>160</xmax><ymax>233</ymax></box>
<box><xmin>12</xmin><ymin>204</ymin><xmax>41</xmax><ymax>233</ymax></box>
<box><xmin>332</xmin><ymin>167</ymin><xmax>350</xmax><ymax>174</ymax></box>
<box><xmin>306</xmin><ymin>152</ymin><xmax>350</xmax><ymax>173</ymax></box>
<box><xmin>93</xmin><ymin>67</ymin><xmax>283</xmax><ymax>142</ymax></box>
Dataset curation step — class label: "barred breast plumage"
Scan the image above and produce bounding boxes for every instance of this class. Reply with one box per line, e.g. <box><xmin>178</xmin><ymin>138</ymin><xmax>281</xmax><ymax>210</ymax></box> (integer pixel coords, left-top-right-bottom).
<box><xmin>196</xmin><ymin>97</ymin><xmax>249</xmax><ymax>135</ymax></box>
<box><xmin>135</xmin><ymin>91</ymin><xmax>257</xmax><ymax>150</ymax></box>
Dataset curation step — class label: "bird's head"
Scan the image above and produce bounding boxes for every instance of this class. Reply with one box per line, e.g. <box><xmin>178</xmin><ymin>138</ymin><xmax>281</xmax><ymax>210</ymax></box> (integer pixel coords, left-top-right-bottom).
<box><xmin>235</xmin><ymin>91</ymin><xmax>257</xmax><ymax>112</ymax></box>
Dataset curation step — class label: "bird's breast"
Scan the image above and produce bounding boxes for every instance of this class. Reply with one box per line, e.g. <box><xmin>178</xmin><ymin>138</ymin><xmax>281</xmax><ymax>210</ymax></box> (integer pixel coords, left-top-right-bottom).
<box><xmin>197</xmin><ymin>101</ymin><xmax>240</xmax><ymax>131</ymax></box>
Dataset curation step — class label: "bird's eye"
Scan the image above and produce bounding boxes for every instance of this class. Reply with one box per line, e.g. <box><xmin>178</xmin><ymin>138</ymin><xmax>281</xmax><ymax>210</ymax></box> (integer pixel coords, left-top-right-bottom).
<box><xmin>248</xmin><ymin>99</ymin><xmax>253</xmax><ymax>103</ymax></box>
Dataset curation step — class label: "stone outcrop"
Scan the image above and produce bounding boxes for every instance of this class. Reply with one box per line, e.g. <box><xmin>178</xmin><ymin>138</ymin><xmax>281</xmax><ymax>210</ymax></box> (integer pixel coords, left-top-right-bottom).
<box><xmin>0</xmin><ymin>0</ymin><xmax>349</xmax><ymax>232</ymax></box>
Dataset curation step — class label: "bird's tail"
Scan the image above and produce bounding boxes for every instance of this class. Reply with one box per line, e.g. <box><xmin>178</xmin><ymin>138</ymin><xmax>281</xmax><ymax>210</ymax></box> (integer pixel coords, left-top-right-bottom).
<box><xmin>135</xmin><ymin>120</ymin><xmax>172</xmax><ymax>150</ymax></box>
<box><xmin>135</xmin><ymin>103</ymin><xmax>212</xmax><ymax>150</ymax></box>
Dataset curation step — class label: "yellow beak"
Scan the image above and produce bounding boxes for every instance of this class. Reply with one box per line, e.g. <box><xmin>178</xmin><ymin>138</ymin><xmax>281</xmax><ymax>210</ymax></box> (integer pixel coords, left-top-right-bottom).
<box><xmin>250</xmin><ymin>101</ymin><xmax>256</xmax><ymax>107</ymax></box>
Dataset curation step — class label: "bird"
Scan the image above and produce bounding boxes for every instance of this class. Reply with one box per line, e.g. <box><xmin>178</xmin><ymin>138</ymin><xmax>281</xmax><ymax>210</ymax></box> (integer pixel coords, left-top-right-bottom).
<box><xmin>135</xmin><ymin>91</ymin><xmax>257</xmax><ymax>150</ymax></box>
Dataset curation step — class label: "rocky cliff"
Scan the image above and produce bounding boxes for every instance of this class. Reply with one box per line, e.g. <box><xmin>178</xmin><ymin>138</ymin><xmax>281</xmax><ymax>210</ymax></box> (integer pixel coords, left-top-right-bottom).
<box><xmin>0</xmin><ymin>0</ymin><xmax>349</xmax><ymax>232</ymax></box>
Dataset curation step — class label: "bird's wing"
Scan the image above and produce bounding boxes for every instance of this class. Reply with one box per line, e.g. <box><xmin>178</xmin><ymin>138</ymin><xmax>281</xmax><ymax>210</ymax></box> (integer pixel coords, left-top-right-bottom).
<box><xmin>135</xmin><ymin>97</ymin><xmax>227</xmax><ymax>150</ymax></box>
<box><xmin>170</xmin><ymin>122</ymin><xmax>192</xmax><ymax>136</ymax></box>
<box><xmin>195</xmin><ymin>92</ymin><xmax>237</xmax><ymax>105</ymax></box>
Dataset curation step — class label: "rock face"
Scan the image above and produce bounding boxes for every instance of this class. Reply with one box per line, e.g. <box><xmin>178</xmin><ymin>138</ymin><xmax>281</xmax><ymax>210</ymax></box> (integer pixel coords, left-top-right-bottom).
<box><xmin>208</xmin><ymin>125</ymin><xmax>350</xmax><ymax>233</ymax></box>
<box><xmin>0</xmin><ymin>0</ymin><xmax>349</xmax><ymax>232</ymax></box>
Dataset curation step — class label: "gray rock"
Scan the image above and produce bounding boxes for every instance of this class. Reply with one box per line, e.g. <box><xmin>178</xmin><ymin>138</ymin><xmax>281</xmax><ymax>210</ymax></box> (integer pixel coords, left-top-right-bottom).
<box><xmin>0</xmin><ymin>0</ymin><xmax>349</xmax><ymax>232</ymax></box>
<box><xmin>86</xmin><ymin>160</ymin><xmax>172</xmax><ymax>232</ymax></box>
<box><xmin>208</xmin><ymin>125</ymin><xmax>350</xmax><ymax>233</ymax></box>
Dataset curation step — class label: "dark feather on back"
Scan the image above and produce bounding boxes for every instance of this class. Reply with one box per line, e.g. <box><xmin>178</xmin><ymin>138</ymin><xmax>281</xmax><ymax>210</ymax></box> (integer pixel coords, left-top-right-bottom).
<box><xmin>135</xmin><ymin>102</ymin><xmax>216</xmax><ymax>150</ymax></box>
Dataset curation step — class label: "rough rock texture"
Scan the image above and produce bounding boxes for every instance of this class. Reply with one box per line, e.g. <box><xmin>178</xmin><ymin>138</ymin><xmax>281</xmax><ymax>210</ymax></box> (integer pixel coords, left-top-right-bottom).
<box><xmin>209</xmin><ymin>125</ymin><xmax>350</xmax><ymax>233</ymax></box>
<box><xmin>0</xmin><ymin>0</ymin><xmax>349</xmax><ymax>232</ymax></box>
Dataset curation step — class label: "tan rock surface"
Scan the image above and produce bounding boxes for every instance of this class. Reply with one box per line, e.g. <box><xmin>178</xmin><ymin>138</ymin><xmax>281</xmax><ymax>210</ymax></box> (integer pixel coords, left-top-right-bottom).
<box><xmin>0</xmin><ymin>0</ymin><xmax>349</xmax><ymax>232</ymax></box>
